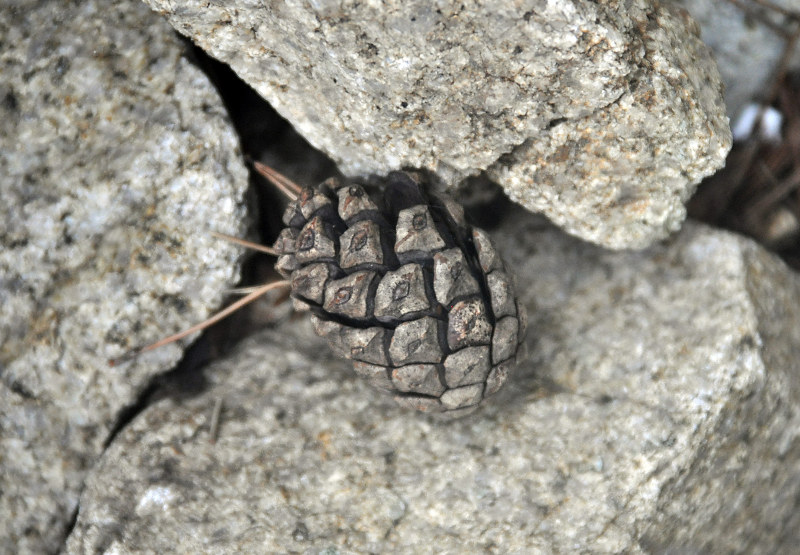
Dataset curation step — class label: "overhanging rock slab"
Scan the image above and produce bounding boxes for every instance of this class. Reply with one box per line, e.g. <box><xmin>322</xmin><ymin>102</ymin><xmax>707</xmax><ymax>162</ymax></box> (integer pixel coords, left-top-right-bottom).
<box><xmin>66</xmin><ymin>213</ymin><xmax>800</xmax><ymax>552</ymax></box>
<box><xmin>142</xmin><ymin>0</ymin><xmax>731</xmax><ymax>249</ymax></box>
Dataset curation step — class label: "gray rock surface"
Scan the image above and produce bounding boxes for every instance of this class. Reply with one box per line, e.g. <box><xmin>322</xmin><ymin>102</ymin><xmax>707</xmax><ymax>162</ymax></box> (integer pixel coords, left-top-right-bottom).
<box><xmin>0</xmin><ymin>0</ymin><xmax>248</xmax><ymax>552</ymax></box>
<box><xmin>672</xmin><ymin>0</ymin><xmax>800</xmax><ymax>120</ymax></box>
<box><xmin>142</xmin><ymin>0</ymin><xmax>731</xmax><ymax>249</ymax></box>
<box><xmin>66</xmin><ymin>211</ymin><xmax>800</xmax><ymax>553</ymax></box>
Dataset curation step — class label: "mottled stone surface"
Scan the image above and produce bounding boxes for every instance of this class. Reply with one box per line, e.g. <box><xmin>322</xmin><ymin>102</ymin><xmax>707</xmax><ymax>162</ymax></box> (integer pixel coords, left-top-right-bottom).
<box><xmin>142</xmin><ymin>0</ymin><xmax>731</xmax><ymax>249</ymax></box>
<box><xmin>0</xmin><ymin>0</ymin><xmax>248</xmax><ymax>552</ymax></box>
<box><xmin>672</xmin><ymin>0</ymin><xmax>800</xmax><ymax>119</ymax></box>
<box><xmin>486</xmin><ymin>4</ymin><xmax>733</xmax><ymax>249</ymax></box>
<box><xmin>66</xmin><ymin>212</ymin><xmax>800</xmax><ymax>552</ymax></box>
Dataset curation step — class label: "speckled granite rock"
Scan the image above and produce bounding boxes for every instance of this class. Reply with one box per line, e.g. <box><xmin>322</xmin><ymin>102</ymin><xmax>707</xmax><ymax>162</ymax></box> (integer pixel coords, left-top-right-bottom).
<box><xmin>141</xmin><ymin>0</ymin><xmax>731</xmax><ymax>249</ymax></box>
<box><xmin>672</xmin><ymin>0</ymin><xmax>800</xmax><ymax>120</ymax></box>
<box><xmin>66</xmin><ymin>212</ymin><xmax>800</xmax><ymax>553</ymax></box>
<box><xmin>0</xmin><ymin>0</ymin><xmax>248</xmax><ymax>552</ymax></box>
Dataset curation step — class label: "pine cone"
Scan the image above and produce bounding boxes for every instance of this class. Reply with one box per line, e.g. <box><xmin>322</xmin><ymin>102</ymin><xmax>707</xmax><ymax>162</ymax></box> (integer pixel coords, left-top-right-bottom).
<box><xmin>273</xmin><ymin>171</ymin><xmax>525</xmax><ymax>416</ymax></box>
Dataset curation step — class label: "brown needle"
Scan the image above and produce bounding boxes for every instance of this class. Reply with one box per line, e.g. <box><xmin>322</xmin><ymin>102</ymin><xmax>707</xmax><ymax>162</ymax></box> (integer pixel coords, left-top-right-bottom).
<box><xmin>111</xmin><ymin>280</ymin><xmax>290</xmax><ymax>365</ymax></box>
<box><xmin>210</xmin><ymin>231</ymin><xmax>278</xmax><ymax>256</ymax></box>
<box><xmin>253</xmin><ymin>161</ymin><xmax>303</xmax><ymax>200</ymax></box>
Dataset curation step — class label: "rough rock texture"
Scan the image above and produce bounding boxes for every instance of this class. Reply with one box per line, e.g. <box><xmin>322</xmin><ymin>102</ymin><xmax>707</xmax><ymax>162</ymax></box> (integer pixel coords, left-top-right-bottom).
<box><xmin>0</xmin><ymin>1</ymin><xmax>248</xmax><ymax>552</ymax></box>
<box><xmin>142</xmin><ymin>0</ymin><xmax>731</xmax><ymax>249</ymax></box>
<box><xmin>672</xmin><ymin>0</ymin><xmax>800</xmax><ymax>120</ymax></box>
<box><xmin>66</xmin><ymin>212</ymin><xmax>800</xmax><ymax>553</ymax></box>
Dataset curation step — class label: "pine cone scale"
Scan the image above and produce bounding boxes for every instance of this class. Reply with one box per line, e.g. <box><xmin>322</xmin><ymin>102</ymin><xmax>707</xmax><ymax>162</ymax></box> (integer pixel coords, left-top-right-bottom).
<box><xmin>275</xmin><ymin>171</ymin><xmax>525</xmax><ymax>415</ymax></box>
